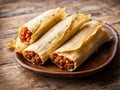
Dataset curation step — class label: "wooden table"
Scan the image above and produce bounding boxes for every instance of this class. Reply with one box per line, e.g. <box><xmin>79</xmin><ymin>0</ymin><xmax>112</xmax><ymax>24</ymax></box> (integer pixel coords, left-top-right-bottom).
<box><xmin>0</xmin><ymin>0</ymin><xmax>120</xmax><ymax>89</ymax></box>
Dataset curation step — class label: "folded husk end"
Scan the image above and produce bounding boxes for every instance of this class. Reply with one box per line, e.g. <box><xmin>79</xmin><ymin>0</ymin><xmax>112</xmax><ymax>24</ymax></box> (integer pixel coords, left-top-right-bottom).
<box><xmin>6</xmin><ymin>39</ymin><xmax>16</xmax><ymax>49</ymax></box>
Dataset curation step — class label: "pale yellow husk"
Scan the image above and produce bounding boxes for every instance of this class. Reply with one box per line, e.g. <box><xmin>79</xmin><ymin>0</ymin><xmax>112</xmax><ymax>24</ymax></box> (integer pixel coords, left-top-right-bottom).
<box><xmin>50</xmin><ymin>20</ymin><xmax>112</xmax><ymax>71</ymax></box>
<box><xmin>8</xmin><ymin>7</ymin><xmax>66</xmax><ymax>54</ymax></box>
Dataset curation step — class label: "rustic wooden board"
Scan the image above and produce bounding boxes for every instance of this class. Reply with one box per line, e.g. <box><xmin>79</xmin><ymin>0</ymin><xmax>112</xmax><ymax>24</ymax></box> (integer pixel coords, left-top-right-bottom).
<box><xmin>0</xmin><ymin>0</ymin><xmax>120</xmax><ymax>90</ymax></box>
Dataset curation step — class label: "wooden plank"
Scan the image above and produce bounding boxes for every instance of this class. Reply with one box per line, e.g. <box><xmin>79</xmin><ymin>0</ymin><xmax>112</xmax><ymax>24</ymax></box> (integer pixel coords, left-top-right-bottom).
<box><xmin>0</xmin><ymin>13</ymin><xmax>39</xmax><ymax>29</ymax></box>
<box><xmin>113</xmin><ymin>23</ymin><xmax>120</xmax><ymax>34</ymax></box>
<box><xmin>0</xmin><ymin>0</ymin><xmax>116</xmax><ymax>18</ymax></box>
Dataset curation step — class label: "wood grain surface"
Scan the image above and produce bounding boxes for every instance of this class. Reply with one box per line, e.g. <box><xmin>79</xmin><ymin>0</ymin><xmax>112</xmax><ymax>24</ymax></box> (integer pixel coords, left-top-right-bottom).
<box><xmin>0</xmin><ymin>0</ymin><xmax>120</xmax><ymax>90</ymax></box>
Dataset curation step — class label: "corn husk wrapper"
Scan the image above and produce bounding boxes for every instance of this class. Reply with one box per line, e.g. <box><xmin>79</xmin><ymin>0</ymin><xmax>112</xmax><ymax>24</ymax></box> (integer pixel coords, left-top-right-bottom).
<box><xmin>50</xmin><ymin>20</ymin><xmax>112</xmax><ymax>71</ymax></box>
<box><xmin>7</xmin><ymin>7</ymin><xmax>66</xmax><ymax>54</ymax></box>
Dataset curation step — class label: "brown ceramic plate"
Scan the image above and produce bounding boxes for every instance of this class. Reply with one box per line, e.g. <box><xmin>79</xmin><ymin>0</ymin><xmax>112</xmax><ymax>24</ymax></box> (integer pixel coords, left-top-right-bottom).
<box><xmin>14</xmin><ymin>23</ymin><xmax>119</xmax><ymax>78</ymax></box>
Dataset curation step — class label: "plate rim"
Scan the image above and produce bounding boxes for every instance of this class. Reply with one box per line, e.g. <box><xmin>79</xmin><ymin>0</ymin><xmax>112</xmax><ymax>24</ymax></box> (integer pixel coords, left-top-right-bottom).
<box><xmin>14</xmin><ymin>23</ymin><xmax>119</xmax><ymax>77</ymax></box>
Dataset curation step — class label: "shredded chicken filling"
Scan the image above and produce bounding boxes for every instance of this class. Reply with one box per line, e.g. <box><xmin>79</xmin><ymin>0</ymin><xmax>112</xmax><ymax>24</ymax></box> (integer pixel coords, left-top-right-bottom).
<box><xmin>19</xmin><ymin>27</ymin><xmax>32</xmax><ymax>43</ymax></box>
<box><xmin>52</xmin><ymin>54</ymin><xmax>74</xmax><ymax>70</ymax></box>
<box><xmin>23</xmin><ymin>51</ymin><xmax>42</xmax><ymax>65</ymax></box>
